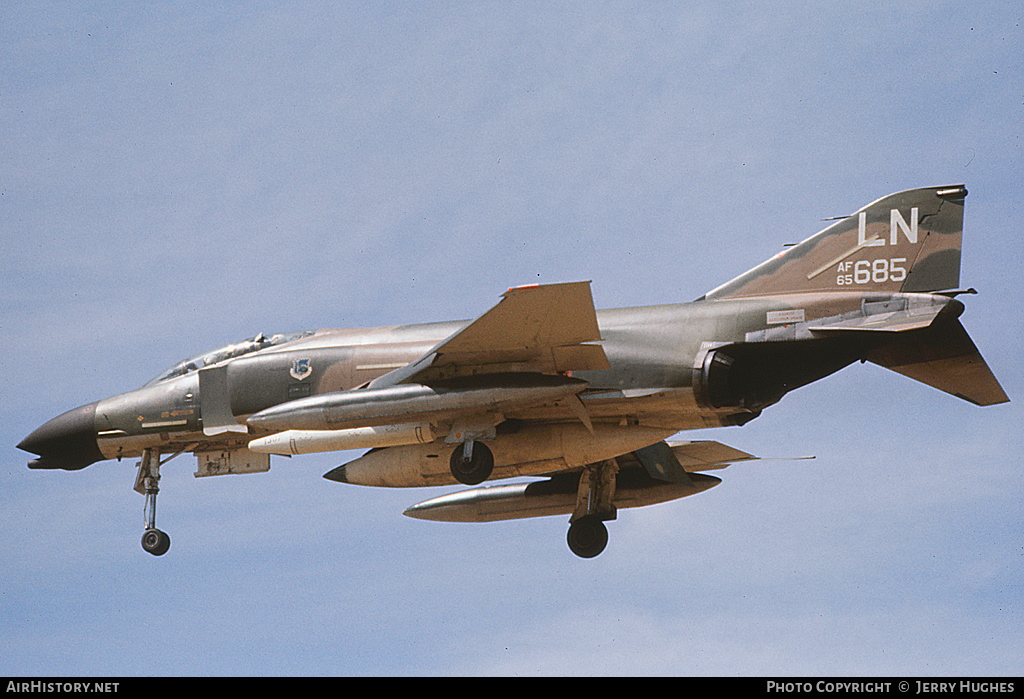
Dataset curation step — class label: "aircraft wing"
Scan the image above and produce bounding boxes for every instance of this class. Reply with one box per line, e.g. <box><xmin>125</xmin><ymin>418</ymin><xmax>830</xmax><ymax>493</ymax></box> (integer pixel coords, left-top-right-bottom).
<box><xmin>246</xmin><ymin>282</ymin><xmax>611</xmax><ymax>436</ymax></box>
<box><xmin>664</xmin><ymin>439</ymin><xmax>761</xmax><ymax>471</ymax></box>
<box><xmin>402</xmin><ymin>440</ymin><xmax>764</xmax><ymax>523</ymax></box>
<box><xmin>367</xmin><ymin>281</ymin><xmax>610</xmax><ymax>388</ymax></box>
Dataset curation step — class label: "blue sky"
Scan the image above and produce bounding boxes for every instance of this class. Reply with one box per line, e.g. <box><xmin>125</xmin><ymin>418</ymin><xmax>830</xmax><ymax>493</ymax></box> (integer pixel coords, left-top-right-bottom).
<box><xmin>2</xmin><ymin>3</ymin><xmax>1021</xmax><ymax>676</ymax></box>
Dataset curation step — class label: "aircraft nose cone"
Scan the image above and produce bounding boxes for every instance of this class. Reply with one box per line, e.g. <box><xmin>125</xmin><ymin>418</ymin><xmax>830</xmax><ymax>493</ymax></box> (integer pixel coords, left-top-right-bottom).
<box><xmin>17</xmin><ymin>401</ymin><xmax>104</xmax><ymax>470</ymax></box>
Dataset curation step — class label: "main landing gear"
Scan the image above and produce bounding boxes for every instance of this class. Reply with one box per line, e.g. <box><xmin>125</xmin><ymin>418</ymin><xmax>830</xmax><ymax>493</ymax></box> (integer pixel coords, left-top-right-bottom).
<box><xmin>134</xmin><ymin>448</ymin><xmax>170</xmax><ymax>556</ymax></box>
<box><xmin>449</xmin><ymin>440</ymin><xmax>494</xmax><ymax>485</ymax></box>
<box><xmin>566</xmin><ymin>460</ymin><xmax>618</xmax><ymax>558</ymax></box>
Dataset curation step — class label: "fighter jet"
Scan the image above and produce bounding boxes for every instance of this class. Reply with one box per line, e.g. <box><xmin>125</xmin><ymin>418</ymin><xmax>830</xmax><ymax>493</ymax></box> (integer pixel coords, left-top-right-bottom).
<box><xmin>18</xmin><ymin>185</ymin><xmax>1008</xmax><ymax>558</ymax></box>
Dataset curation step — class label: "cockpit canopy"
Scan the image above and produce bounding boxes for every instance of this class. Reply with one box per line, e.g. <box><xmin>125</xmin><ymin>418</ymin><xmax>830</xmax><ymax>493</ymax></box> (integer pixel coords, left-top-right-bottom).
<box><xmin>144</xmin><ymin>331</ymin><xmax>314</xmax><ymax>386</ymax></box>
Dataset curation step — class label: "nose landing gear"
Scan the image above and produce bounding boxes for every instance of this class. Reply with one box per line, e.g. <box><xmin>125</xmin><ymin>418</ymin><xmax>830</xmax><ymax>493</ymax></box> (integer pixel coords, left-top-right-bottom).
<box><xmin>141</xmin><ymin>525</ymin><xmax>170</xmax><ymax>556</ymax></box>
<box><xmin>134</xmin><ymin>448</ymin><xmax>170</xmax><ymax>556</ymax></box>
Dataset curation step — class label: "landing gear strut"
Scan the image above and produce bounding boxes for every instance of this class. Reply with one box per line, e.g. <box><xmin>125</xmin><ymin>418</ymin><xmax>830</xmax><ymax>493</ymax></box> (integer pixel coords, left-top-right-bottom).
<box><xmin>134</xmin><ymin>449</ymin><xmax>170</xmax><ymax>556</ymax></box>
<box><xmin>567</xmin><ymin>460</ymin><xmax>618</xmax><ymax>558</ymax></box>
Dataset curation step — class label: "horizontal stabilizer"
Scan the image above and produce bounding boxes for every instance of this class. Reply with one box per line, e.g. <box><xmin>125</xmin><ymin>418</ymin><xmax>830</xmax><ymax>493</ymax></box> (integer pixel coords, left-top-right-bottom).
<box><xmin>868</xmin><ymin>319</ymin><xmax>1009</xmax><ymax>406</ymax></box>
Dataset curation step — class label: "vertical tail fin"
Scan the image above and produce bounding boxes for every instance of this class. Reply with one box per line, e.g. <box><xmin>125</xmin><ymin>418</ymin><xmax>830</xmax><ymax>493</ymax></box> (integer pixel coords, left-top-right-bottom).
<box><xmin>703</xmin><ymin>185</ymin><xmax>968</xmax><ymax>299</ymax></box>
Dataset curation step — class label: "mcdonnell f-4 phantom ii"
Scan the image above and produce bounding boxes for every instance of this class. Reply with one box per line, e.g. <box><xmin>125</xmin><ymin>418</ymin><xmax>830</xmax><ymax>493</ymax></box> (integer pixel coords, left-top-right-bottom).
<box><xmin>18</xmin><ymin>185</ymin><xmax>1009</xmax><ymax>558</ymax></box>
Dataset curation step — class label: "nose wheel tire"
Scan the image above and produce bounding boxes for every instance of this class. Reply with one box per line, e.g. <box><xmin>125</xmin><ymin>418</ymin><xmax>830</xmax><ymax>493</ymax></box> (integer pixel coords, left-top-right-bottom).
<box><xmin>141</xmin><ymin>528</ymin><xmax>171</xmax><ymax>556</ymax></box>
<box><xmin>449</xmin><ymin>441</ymin><xmax>494</xmax><ymax>485</ymax></box>
<box><xmin>567</xmin><ymin>515</ymin><xmax>608</xmax><ymax>558</ymax></box>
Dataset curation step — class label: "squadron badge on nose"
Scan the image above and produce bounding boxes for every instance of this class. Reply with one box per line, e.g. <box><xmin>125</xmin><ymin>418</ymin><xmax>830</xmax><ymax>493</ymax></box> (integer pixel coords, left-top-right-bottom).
<box><xmin>290</xmin><ymin>358</ymin><xmax>312</xmax><ymax>381</ymax></box>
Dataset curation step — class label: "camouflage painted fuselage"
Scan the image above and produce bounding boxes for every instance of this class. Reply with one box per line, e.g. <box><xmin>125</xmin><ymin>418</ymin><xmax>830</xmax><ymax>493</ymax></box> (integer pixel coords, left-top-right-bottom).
<box><xmin>20</xmin><ymin>185</ymin><xmax>1006</xmax><ymax>485</ymax></box>
<box><xmin>17</xmin><ymin>184</ymin><xmax>1009</xmax><ymax>558</ymax></box>
<box><xmin>80</xmin><ymin>288</ymin><xmax>961</xmax><ymax>469</ymax></box>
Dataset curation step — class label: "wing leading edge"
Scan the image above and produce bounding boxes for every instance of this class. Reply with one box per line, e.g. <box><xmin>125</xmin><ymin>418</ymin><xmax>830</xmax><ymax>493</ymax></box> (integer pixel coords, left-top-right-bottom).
<box><xmin>367</xmin><ymin>281</ymin><xmax>610</xmax><ymax>388</ymax></box>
